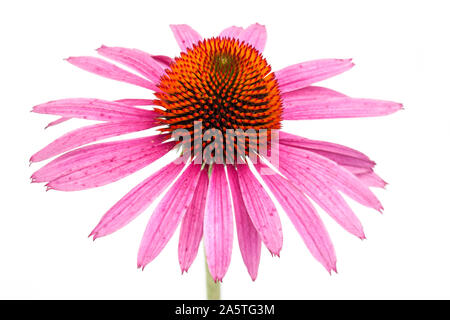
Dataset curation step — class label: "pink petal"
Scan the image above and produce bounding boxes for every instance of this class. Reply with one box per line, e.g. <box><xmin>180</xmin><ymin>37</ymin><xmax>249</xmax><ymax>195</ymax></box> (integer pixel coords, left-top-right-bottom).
<box><xmin>137</xmin><ymin>163</ymin><xmax>202</xmax><ymax>269</ymax></box>
<box><xmin>32</xmin><ymin>136</ymin><xmax>173</xmax><ymax>191</ymax></box>
<box><xmin>279</xmin><ymin>152</ymin><xmax>365</xmax><ymax>238</ymax></box>
<box><xmin>227</xmin><ymin>165</ymin><xmax>261</xmax><ymax>281</ymax></box>
<box><xmin>256</xmin><ymin>163</ymin><xmax>336</xmax><ymax>272</ymax></box>
<box><xmin>279</xmin><ymin>131</ymin><xmax>375</xmax><ymax>170</ymax></box>
<box><xmin>47</xmin><ymin>143</ymin><xmax>172</xmax><ymax>191</ymax></box>
<box><xmin>170</xmin><ymin>24</ymin><xmax>202</xmax><ymax>52</ymax></box>
<box><xmin>204</xmin><ymin>165</ymin><xmax>233</xmax><ymax>282</ymax></box>
<box><xmin>32</xmin><ymin>136</ymin><xmax>158</xmax><ymax>182</ymax></box>
<box><xmin>281</xmin><ymin>85</ymin><xmax>346</xmax><ymax>100</ymax></box>
<box><xmin>236</xmin><ymin>164</ymin><xmax>283</xmax><ymax>255</ymax></box>
<box><xmin>97</xmin><ymin>46</ymin><xmax>165</xmax><ymax>84</ymax></box>
<box><xmin>178</xmin><ymin>168</ymin><xmax>209</xmax><ymax>273</ymax></box>
<box><xmin>114</xmin><ymin>99</ymin><xmax>155</xmax><ymax>106</ymax></box>
<box><xmin>45</xmin><ymin>117</ymin><xmax>70</xmax><ymax>129</ymax></box>
<box><xmin>219</xmin><ymin>26</ymin><xmax>244</xmax><ymax>39</ymax></box>
<box><xmin>283</xmin><ymin>96</ymin><xmax>403</xmax><ymax>120</ymax></box>
<box><xmin>342</xmin><ymin>166</ymin><xmax>372</xmax><ymax>175</ymax></box>
<box><xmin>339</xmin><ymin>166</ymin><xmax>386</xmax><ymax>188</ymax></box>
<box><xmin>275</xmin><ymin>59</ymin><xmax>354</xmax><ymax>93</ymax></box>
<box><xmin>237</xmin><ymin>23</ymin><xmax>266</xmax><ymax>52</ymax></box>
<box><xmin>90</xmin><ymin>162</ymin><xmax>184</xmax><ymax>239</ymax></box>
<box><xmin>151</xmin><ymin>55</ymin><xmax>173</xmax><ymax>68</ymax></box>
<box><xmin>31</xmin><ymin>120</ymin><xmax>157</xmax><ymax>163</ymax></box>
<box><xmin>278</xmin><ymin>131</ymin><xmax>386</xmax><ymax>188</ymax></box>
<box><xmin>280</xmin><ymin>145</ymin><xmax>382</xmax><ymax>211</ymax></box>
<box><xmin>66</xmin><ymin>56</ymin><xmax>158</xmax><ymax>91</ymax></box>
<box><xmin>357</xmin><ymin>172</ymin><xmax>387</xmax><ymax>188</ymax></box>
<box><xmin>33</xmin><ymin>98</ymin><xmax>156</xmax><ymax>122</ymax></box>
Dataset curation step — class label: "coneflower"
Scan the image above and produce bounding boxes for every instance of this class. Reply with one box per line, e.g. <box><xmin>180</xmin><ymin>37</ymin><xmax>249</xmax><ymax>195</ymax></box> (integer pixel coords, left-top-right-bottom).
<box><xmin>31</xmin><ymin>24</ymin><xmax>401</xmax><ymax>290</ymax></box>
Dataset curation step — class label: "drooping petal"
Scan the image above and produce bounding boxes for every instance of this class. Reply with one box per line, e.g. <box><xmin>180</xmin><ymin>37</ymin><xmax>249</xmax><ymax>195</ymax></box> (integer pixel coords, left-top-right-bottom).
<box><xmin>31</xmin><ymin>120</ymin><xmax>157</xmax><ymax>163</ymax></box>
<box><xmin>33</xmin><ymin>98</ymin><xmax>157</xmax><ymax>122</ymax></box>
<box><xmin>97</xmin><ymin>46</ymin><xmax>165</xmax><ymax>84</ymax></box>
<box><xmin>204</xmin><ymin>165</ymin><xmax>233</xmax><ymax>282</ymax></box>
<box><xmin>33</xmin><ymin>136</ymin><xmax>158</xmax><ymax>182</ymax></box>
<box><xmin>41</xmin><ymin>100</ymin><xmax>156</xmax><ymax>128</ymax></box>
<box><xmin>279</xmin><ymin>131</ymin><xmax>387</xmax><ymax>188</ymax></box>
<box><xmin>138</xmin><ymin>163</ymin><xmax>202</xmax><ymax>269</ymax></box>
<box><xmin>32</xmin><ymin>136</ymin><xmax>174</xmax><ymax>191</ymax></box>
<box><xmin>275</xmin><ymin>59</ymin><xmax>354</xmax><ymax>93</ymax></box>
<box><xmin>237</xmin><ymin>23</ymin><xmax>266</xmax><ymax>52</ymax></box>
<box><xmin>90</xmin><ymin>162</ymin><xmax>184</xmax><ymax>239</ymax></box>
<box><xmin>283</xmin><ymin>96</ymin><xmax>403</xmax><ymax>120</ymax></box>
<box><xmin>170</xmin><ymin>24</ymin><xmax>202</xmax><ymax>52</ymax></box>
<box><xmin>256</xmin><ymin>163</ymin><xmax>336</xmax><ymax>272</ymax></box>
<box><xmin>227</xmin><ymin>165</ymin><xmax>261</xmax><ymax>281</ymax></box>
<box><xmin>219</xmin><ymin>26</ymin><xmax>244</xmax><ymax>39</ymax></box>
<box><xmin>66</xmin><ymin>56</ymin><xmax>158</xmax><ymax>91</ymax></box>
<box><xmin>279</xmin><ymin>152</ymin><xmax>365</xmax><ymax>238</ymax></box>
<box><xmin>282</xmin><ymin>86</ymin><xmax>401</xmax><ymax>119</ymax></box>
<box><xmin>236</xmin><ymin>164</ymin><xmax>283</xmax><ymax>255</ymax></box>
<box><xmin>178</xmin><ymin>168</ymin><xmax>209</xmax><ymax>273</ymax></box>
<box><xmin>47</xmin><ymin>143</ymin><xmax>173</xmax><ymax>191</ymax></box>
<box><xmin>280</xmin><ymin>145</ymin><xmax>382</xmax><ymax>211</ymax></box>
<box><xmin>279</xmin><ymin>131</ymin><xmax>375</xmax><ymax>170</ymax></box>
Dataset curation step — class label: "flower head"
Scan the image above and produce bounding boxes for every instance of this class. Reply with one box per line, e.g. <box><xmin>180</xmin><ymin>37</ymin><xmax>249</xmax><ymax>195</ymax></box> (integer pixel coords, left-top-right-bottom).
<box><xmin>31</xmin><ymin>24</ymin><xmax>401</xmax><ymax>281</ymax></box>
<box><xmin>155</xmin><ymin>37</ymin><xmax>282</xmax><ymax>160</ymax></box>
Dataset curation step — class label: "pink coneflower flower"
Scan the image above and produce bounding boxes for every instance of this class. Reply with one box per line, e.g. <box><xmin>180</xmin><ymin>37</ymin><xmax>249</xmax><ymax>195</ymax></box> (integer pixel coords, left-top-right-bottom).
<box><xmin>31</xmin><ymin>23</ymin><xmax>401</xmax><ymax>282</ymax></box>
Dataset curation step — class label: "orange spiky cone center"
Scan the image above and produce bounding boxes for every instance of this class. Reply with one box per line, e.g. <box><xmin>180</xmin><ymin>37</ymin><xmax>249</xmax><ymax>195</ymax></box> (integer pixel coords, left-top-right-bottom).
<box><xmin>154</xmin><ymin>37</ymin><xmax>282</xmax><ymax>162</ymax></box>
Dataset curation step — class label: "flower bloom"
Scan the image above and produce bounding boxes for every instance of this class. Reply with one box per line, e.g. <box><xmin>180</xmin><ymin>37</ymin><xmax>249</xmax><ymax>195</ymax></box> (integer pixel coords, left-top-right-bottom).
<box><xmin>31</xmin><ymin>24</ymin><xmax>401</xmax><ymax>281</ymax></box>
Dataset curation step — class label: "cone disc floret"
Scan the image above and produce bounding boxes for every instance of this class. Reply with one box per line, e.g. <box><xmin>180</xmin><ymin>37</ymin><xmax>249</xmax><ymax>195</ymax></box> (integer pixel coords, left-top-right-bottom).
<box><xmin>155</xmin><ymin>37</ymin><xmax>282</xmax><ymax>162</ymax></box>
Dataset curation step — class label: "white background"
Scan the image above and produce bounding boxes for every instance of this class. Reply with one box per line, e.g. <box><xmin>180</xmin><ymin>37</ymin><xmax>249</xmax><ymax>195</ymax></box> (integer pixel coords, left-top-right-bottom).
<box><xmin>1</xmin><ymin>0</ymin><xmax>449</xmax><ymax>299</ymax></box>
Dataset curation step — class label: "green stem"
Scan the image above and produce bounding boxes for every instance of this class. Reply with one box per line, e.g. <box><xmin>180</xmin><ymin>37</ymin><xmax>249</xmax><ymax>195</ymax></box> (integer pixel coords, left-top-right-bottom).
<box><xmin>205</xmin><ymin>252</ymin><xmax>221</xmax><ymax>300</ymax></box>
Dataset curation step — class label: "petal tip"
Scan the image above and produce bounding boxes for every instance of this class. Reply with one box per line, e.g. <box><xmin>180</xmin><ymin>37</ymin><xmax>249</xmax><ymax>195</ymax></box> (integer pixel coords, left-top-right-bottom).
<box><xmin>137</xmin><ymin>262</ymin><xmax>146</xmax><ymax>271</ymax></box>
<box><xmin>251</xmin><ymin>22</ymin><xmax>266</xmax><ymax>29</ymax></box>
<box><xmin>180</xmin><ymin>263</ymin><xmax>190</xmax><ymax>274</ymax></box>
<box><xmin>387</xmin><ymin>102</ymin><xmax>404</xmax><ymax>114</ymax></box>
<box><xmin>270</xmin><ymin>250</ymin><xmax>281</xmax><ymax>257</ymax></box>
<box><xmin>326</xmin><ymin>263</ymin><xmax>338</xmax><ymax>275</ymax></box>
<box><xmin>169</xmin><ymin>24</ymin><xmax>185</xmax><ymax>29</ymax></box>
<box><xmin>64</xmin><ymin>57</ymin><xmax>79</xmax><ymax>65</ymax></box>
<box><xmin>96</xmin><ymin>45</ymin><xmax>108</xmax><ymax>52</ymax></box>
<box><xmin>340</xmin><ymin>58</ymin><xmax>355</xmax><ymax>68</ymax></box>
<box><xmin>88</xmin><ymin>230</ymin><xmax>98</xmax><ymax>241</ymax></box>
